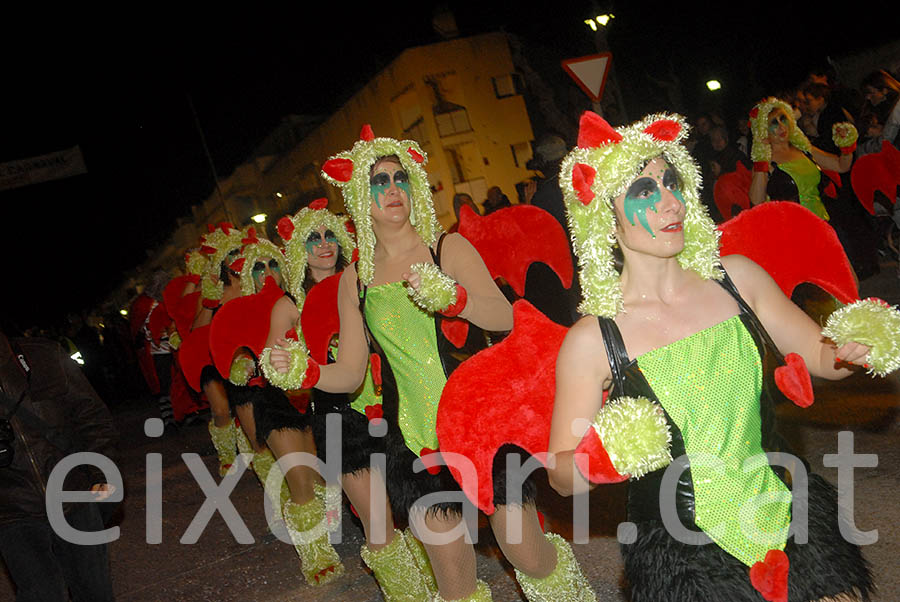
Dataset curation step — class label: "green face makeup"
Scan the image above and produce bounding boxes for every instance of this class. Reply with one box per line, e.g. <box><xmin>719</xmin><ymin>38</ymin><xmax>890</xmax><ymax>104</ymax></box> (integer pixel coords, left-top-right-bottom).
<box><xmin>768</xmin><ymin>113</ymin><xmax>790</xmax><ymax>134</ymax></box>
<box><xmin>623</xmin><ymin>166</ymin><xmax>684</xmax><ymax>237</ymax></box>
<box><xmin>370</xmin><ymin>168</ymin><xmax>410</xmax><ymax>208</ymax></box>
<box><xmin>624</xmin><ymin>177</ymin><xmax>661</xmax><ymax>236</ymax></box>
<box><xmin>252</xmin><ymin>258</ymin><xmax>281</xmax><ymax>289</ymax></box>
<box><xmin>305</xmin><ymin>230</ymin><xmax>338</xmax><ymax>254</ymax></box>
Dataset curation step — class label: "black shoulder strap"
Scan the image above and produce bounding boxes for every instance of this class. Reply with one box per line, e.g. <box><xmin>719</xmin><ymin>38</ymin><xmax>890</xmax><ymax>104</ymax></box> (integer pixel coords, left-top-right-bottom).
<box><xmin>716</xmin><ymin>270</ymin><xmax>783</xmax><ymax>358</ymax></box>
<box><xmin>431</xmin><ymin>232</ymin><xmax>448</xmax><ymax>268</ymax></box>
<box><xmin>597</xmin><ymin>317</ymin><xmax>628</xmax><ymax>395</ymax></box>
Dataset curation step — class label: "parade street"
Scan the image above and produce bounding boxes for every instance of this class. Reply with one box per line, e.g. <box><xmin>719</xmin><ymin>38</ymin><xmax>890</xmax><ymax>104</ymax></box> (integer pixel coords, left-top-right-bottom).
<box><xmin>2</xmin><ymin>263</ymin><xmax>898</xmax><ymax>602</ymax></box>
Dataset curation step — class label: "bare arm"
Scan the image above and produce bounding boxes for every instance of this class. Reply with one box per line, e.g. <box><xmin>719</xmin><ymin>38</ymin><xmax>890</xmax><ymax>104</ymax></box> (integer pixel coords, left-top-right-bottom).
<box><xmin>722</xmin><ymin>254</ymin><xmax>866</xmax><ymax>379</ymax></box>
<box><xmin>266</xmin><ymin>296</ymin><xmax>300</xmax><ymax>348</ymax></box>
<box><xmin>440</xmin><ymin>233</ymin><xmax>513</xmax><ymax>331</ymax></box>
<box><xmin>809</xmin><ymin>145</ymin><xmax>852</xmax><ymax>173</ymax></box>
<box><xmin>315</xmin><ymin>266</ymin><xmax>369</xmax><ymax>393</ymax></box>
<box><xmin>547</xmin><ymin>316</ymin><xmax>610</xmax><ymax>496</ymax></box>
<box><xmin>749</xmin><ymin>169</ymin><xmax>769</xmax><ymax>206</ymax></box>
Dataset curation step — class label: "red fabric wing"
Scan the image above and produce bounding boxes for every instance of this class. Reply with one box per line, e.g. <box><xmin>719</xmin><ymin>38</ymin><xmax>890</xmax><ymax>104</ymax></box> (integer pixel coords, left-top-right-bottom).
<box><xmin>458</xmin><ymin>204</ymin><xmax>573</xmax><ymax>297</ymax></box>
<box><xmin>179</xmin><ymin>324</ymin><xmax>212</xmax><ymax>392</ymax></box>
<box><xmin>713</xmin><ymin>162</ymin><xmax>752</xmax><ymax>221</ymax></box>
<box><xmin>208</xmin><ymin>278</ymin><xmax>285</xmax><ymax>380</ymax></box>
<box><xmin>851</xmin><ymin>141</ymin><xmax>900</xmax><ymax>214</ymax></box>
<box><xmin>301</xmin><ymin>272</ymin><xmax>342</xmax><ymax>365</ymax></box>
<box><xmin>436</xmin><ymin>300</ymin><xmax>567</xmax><ymax>514</ymax></box>
<box><xmin>718</xmin><ymin>202</ymin><xmax>858</xmax><ymax>304</ymax></box>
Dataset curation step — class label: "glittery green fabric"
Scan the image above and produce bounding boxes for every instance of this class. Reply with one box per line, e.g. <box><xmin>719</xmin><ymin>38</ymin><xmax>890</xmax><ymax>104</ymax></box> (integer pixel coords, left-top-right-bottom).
<box><xmin>364</xmin><ymin>281</ymin><xmax>443</xmax><ymax>455</ymax></box>
<box><xmin>637</xmin><ymin>316</ymin><xmax>791</xmax><ymax>566</ymax></box>
<box><xmin>776</xmin><ymin>156</ymin><xmax>828</xmax><ymax>220</ymax></box>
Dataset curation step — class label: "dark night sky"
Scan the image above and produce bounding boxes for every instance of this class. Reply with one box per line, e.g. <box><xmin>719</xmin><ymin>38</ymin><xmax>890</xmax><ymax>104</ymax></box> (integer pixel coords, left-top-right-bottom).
<box><xmin>1</xmin><ymin>3</ymin><xmax>894</xmax><ymax>332</ymax></box>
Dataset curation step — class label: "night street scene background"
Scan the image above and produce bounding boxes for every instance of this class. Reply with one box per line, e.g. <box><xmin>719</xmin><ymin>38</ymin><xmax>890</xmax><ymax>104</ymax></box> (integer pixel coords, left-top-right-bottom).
<box><xmin>1</xmin><ymin>2</ymin><xmax>899</xmax><ymax>600</ymax></box>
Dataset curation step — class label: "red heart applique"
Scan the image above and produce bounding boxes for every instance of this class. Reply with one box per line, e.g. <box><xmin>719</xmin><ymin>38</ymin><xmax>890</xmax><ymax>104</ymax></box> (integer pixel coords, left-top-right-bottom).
<box><xmin>774</xmin><ymin>352</ymin><xmax>814</xmax><ymax>408</ymax></box>
<box><xmin>572</xmin><ymin>162</ymin><xmax>596</xmax><ymax>205</ymax></box>
<box><xmin>364</xmin><ymin>404</ymin><xmax>383</xmax><ymax>424</ymax></box>
<box><xmin>419</xmin><ymin>447</ymin><xmax>443</xmax><ymax>475</ymax></box>
<box><xmin>749</xmin><ymin>549</ymin><xmax>789</xmax><ymax>602</ymax></box>
<box><xmin>441</xmin><ymin>318</ymin><xmax>469</xmax><ymax>349</ymax></box>
<box><xmin>407</xmin><ymin>147</ymin><xmax>424</xmax><ymax>163</ymax></box>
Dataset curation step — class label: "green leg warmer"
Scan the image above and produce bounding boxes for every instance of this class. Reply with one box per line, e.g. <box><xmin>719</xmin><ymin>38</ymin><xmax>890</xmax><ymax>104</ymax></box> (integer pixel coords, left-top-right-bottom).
<box><xmin>360</xmin><ymin>528</ymin><xmax>433</xmax><ymax>601</ymax></box>
<box><xmin>432</xmin><ymin>579</ymin><xmax>492</xmax><ymax>602</ymax></box>
<box><xmin>283</xmin><ymin>496</ymin><xmax>345</xmax><ymax>586</ymax></box>
<box><xmin>403</xmin><ymin>528</ymin><xmax>438</xmax><ymax>597</ymax></box>
<box><xmin>514</xmin><ymin>532</ymin><xmax>595</xmax><ymax>602</ymax></box>
<box><xmin>313</xmin><ymin>482</ymin><xmax>343</xmax><ymax>533</ymax></box>
<box><xmin>207</xmin><ymin>419</ymin><xmax>237</xmax><ymax>478</ymax></box>
<box><xmin>247</xmin><ymin>447</ymin><xmax>291</xmax><ymax>508</ymax></box>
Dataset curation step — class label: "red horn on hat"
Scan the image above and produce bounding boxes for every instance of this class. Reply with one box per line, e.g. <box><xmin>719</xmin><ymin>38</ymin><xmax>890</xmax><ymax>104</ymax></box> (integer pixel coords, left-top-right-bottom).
<box><xmin>323</xmin><ymin>158</ymin><xmax>354</xmax><ymax>182</ymax></box>
<box><xmin>360</xmin><ymin>124</ymin><xmax>374</xmax><ymax>141</ymax></box>
<box><xmin>644</xmin><ymin>119</ymin><xmax>681</xmax><ymax>141</ymax></box>
<box><xmin>577</xmin><ymin>111</ymin><xmax>622</xmax><ymax>148</ymax></box>
<box><xmin>309</xmin><ymin>198</ymin><xmax>328</xmax><ymax>210</ymax></box>
<box><xmin>572</xmin><ymin>163</ymin><xmax>597</xmax><ymax>205</ymax></box>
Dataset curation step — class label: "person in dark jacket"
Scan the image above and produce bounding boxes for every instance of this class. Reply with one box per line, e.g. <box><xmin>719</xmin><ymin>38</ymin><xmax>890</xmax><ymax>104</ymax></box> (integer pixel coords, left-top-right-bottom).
<box><xmin>0</xmin><ymin>328</ymin><xmax>119</xmax><ymax>602</ymax></box>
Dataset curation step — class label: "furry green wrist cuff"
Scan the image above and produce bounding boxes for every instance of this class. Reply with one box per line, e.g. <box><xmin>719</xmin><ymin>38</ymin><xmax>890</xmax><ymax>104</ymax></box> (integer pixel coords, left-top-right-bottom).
<box><xmin>229</xmin><ymin>355</ymin><xmax>256</xmax><ymax>385</ymax></box>
<box><xmin>822</xmin><ymin>298</ymin><xmax>900</xmax><ymax>376</ymax></box>
<box><xmin>588</xmin><ymin>396</ymin><xmax>672</xmax><ymax>479</ymax></box>
<box><xmin>260</xmin><ymin>339</ymin><xmax>312</xmax><ymax>390</ymax></box>
<box><xmin>832</xmin><ymin>122</ymin><xmax>858</xmax><ymax>150</ymax></box>
<box><xmin>406</xmin><ymin>262</ymin><xmax>459</xmax><ymax>313</ymax></box>
<box><xmin>168</xmin><ymin>331</ymin><xmax>181</xmax><ymax>350</ymax></box>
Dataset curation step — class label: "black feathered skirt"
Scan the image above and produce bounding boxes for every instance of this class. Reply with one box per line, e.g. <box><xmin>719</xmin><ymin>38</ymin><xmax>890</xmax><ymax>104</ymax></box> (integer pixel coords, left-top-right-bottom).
<box><xmin>225</xmin><ymin>381</ymin><xmax>313</xmax><ymax>447</ymax></box>
<box><xmin>621</xmin><ymin>472</ymin><xmax>873</xmax><ymax>602</ymax></box>
<box><xmin>311</xmin><ymin>389</ymin><xmax>385</xmax><ymax>477</ymax></box>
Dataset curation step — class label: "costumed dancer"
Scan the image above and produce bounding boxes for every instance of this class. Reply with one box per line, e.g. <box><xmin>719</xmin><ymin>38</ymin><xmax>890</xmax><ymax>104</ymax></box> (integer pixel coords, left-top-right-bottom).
<box><xmin>548</xmin><ymin>111</ymin><xmax>887</xmax><ymax>601</ymax></box>
<box><xmin>265</xmin><ymin>125</ymin><xmax>594</xmax><ymax>601</ymax></box>
<box><xmin>278</xmin><ymin>199</ymin><xmax>438</xmax><ymax>598</ymax></box>
<box><xmin>209</xmin><ymin>226</ymin><xmax>344</xmax><ymax>586</ymax></box>
<box><xmin>748</xmin><ymin>97</ymin><xmax>857</xmax><ymax>221</ymax></box>
<box><xmin>180</xmin><ymin>223</ymin><xmax>246</xmax><ymax>476</ymax></box>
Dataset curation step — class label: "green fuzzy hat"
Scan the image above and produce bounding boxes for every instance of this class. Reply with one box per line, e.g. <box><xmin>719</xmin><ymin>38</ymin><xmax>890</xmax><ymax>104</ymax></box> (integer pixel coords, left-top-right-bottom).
<box><xmin>320</xmin><ymin>124</ymin><xmax>443</xmax><ymax>286</ymax></box>
<box><xmin>277</xmin><ymin>198</ymin><xmax>355</xmax><ymax>305</ymax></box>
<box><xmin>559</xmin><ymin>112</ymin><xmax>722</xmax><ymax>318</ymax></box>
<box><xmin>233</xmin><ymin>227</ymin><xmax>290</xmax><ymax>297</ymax></box>
<box><xmin>749</xmin><ymin>97</ymin><xmax>811</xmax><ymax>163</ymax></box>
<box><xmin>199</xmin><ymin>222</ymin><xmax>248</xmax><ymax>302</ymax></box>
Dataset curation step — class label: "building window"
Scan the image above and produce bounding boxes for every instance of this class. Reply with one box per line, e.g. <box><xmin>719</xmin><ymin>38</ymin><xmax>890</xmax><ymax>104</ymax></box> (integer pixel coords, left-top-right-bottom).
<box><xmin>510</xmin><ymin>141</ymin><xmax>532</xmax><ymax>168</ymax></box>
<box><xmin>492</xmin><ymin>73</ymin><xmax>524</xmax><ymax>99</ymax></box>
<box><xmin>403</xmin><ymin>116</ymin><xmax>429</xmax><ymax>145</ymax></box>
<box><xmin>435</xmin><ymin>108</ymin><xmax>471</xmax><ymax>137</ymax></box>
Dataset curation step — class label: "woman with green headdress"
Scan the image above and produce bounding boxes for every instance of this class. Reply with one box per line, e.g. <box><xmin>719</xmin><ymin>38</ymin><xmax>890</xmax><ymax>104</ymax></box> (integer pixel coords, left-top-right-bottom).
<box><xmin>748</xmin><ymin>97</ymin><xmax>856</xmax><ymax>220</ymax></box>
<box><xmin>264</xmin><ymin>125</ymin><xmax>595</xmax><ymax>602</ymax></box>
<box><xmin>548</xmin><ymin>111</ymin><xmax>881</xmax><ymax>601</ymax></box>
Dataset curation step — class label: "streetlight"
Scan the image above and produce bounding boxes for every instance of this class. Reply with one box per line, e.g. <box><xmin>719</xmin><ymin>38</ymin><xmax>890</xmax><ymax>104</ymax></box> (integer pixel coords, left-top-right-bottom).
<box><xmin>251</xmin><ymin>213</ymin><xmax>267</xmax><ymax>223</ymax></box>
<box><xmin>706</xmin><ymin>80</ymin><xmax>722</xmax><ymax>91</ymax></box>
<box><xmin>584</xmin><ymin>14</ymin><xmax>614</xmax><ymax>31</ymax></box>
<box><xmin>119</xmin><ymin>309</ymin><xmax>128</xmax><ymax>317</ymax></box>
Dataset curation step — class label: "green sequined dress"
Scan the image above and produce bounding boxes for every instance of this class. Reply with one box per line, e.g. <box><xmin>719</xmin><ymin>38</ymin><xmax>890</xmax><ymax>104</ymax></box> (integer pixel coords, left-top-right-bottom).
<box><xmin>603</xmin><ymin>273</ymin><xmax>872</xmax><ymax>601</ymax></box>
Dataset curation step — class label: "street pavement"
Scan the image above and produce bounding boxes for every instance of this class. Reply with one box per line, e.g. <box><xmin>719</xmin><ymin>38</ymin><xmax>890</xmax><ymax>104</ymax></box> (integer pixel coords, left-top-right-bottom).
<box><xmin>2</xmin><ymin>262</ymin><xmax>899</xmax><ymax>601</ymax></box>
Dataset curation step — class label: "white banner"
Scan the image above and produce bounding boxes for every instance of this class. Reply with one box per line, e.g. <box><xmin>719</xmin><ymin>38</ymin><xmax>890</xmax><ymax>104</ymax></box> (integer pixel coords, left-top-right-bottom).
<box><xmin>0</xmin><ymin>146</ymin><xmax>87</xmax><ymax>192</ymax></box>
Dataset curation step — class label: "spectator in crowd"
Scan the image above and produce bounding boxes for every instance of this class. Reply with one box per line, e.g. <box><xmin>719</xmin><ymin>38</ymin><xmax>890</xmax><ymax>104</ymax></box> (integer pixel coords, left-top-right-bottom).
<box><xmin>0</xmin><ymin>326</ymin><xmax>119</xmax><ymax>602</ymax></box>
<box><xmin>798</xmin><ymin>81</ymin><xmax>856</xmax><ymax>154</ymax></box>
<box><xmin>482</xmin><ymin>185</ymin><xmax>512</xmax><ymax>214</ymax></box>
<box><xmin>857</xmin><ymin>69</ymin><xmax>900</xmax><ymax>156</ymax></box>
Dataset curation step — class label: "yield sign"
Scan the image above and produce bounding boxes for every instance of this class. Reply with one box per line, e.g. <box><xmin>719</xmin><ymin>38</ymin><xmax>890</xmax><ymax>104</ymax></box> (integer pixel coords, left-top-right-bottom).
<box><xmin>562</xmin><ymin>53</ymin><xmax>612</xmax><ymax>102</ymax></box>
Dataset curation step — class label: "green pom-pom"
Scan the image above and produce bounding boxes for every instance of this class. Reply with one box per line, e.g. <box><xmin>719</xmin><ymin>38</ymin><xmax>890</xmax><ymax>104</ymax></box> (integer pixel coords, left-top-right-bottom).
<box><xmin>822</xmin><ymin>298</ymin><xmax>900</xmax><ymax>376</ymax></box>
<box><xmin>260</xmin><ymin>339</ymin><xmax>310</xmax><ymax>390</ymax></box>
<box><xmin>406</xmin><ymin>262</ymin><xmax>457</xmax><ymax>313</ymax></box>
<box><xmin>229</xmin><ymin>355</ymin><xmax>256</xmax><ymax>386</ymax></box>
<box><xmin>592</xmin><ymin>396</ymin><xmax>672</xmax><ymax>479</ymax></box>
